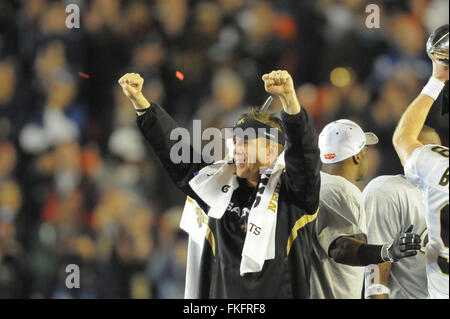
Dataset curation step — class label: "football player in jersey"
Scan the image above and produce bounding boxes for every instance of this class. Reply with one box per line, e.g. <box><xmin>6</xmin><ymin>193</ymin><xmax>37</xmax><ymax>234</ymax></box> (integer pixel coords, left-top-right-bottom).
<box><xmin>364</xmin><ymin>126</ymin><xmax>442</xmax><ymax>299</ymax></box>
<box><xmin>393</xmin><ymin>25</ymin><xmax>449</xmax><ymax>299</ymax></box>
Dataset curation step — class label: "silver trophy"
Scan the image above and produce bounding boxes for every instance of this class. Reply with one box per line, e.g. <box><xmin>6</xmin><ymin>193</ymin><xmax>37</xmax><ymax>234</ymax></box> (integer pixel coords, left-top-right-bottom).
<box><xmin>426</xmin><ymin>24</ymin><xmax>449</xmax><ymax>66</ymax></box>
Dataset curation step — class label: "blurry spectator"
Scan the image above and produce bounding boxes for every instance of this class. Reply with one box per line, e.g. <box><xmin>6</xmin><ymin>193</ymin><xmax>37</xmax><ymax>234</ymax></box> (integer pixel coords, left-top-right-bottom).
<box><xmin>19</xmin><ymin>71</ymin><xmax>85</xmax><ymax>154</ymax></box>
<box><xmin>123</xmin><ymin>2</ymin><xmax>153</xmax><ymax>45</ymax></box>
<box><xmin>155</xmin><ymin>0</ymin><xmax>188</xmax><ymax>40</ymax></box>
<box><xmin>91</xmin><ymin>188</ymin><xmax>154</xmax><ymax>298</ymax></box>
<box><xmin>147</xmin><ymin>206</ymin><xmax>186</xmax><ymax>299</ymax></box>
<box><xmin>0</xmin><ymin>59</ymin><xmax>31</xmax><ymax>139</ymax></box>
<box><xmin>372</xmin><ymin>14</ymin><xmax>430</xmax><ymax>86</ymax></box>
<box><xmin>0</xmin><ymin>179</ymin><xmax>31</xmax><ymax>298</ymax></box>
<box><xmin>194</xmin><ymin>68</ymin><xmax>247</xmax><ymax>129</ymax></box>
<box><xmin>0</xmin><ymin>141</ymin><xmax>16</xmax><ymax>180</ymax></box>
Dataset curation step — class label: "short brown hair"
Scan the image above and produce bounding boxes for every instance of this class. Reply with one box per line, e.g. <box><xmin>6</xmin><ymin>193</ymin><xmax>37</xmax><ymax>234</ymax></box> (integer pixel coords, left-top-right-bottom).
<box><xmin>238</xmin><ymin>108</ymin><xmax>285</xmax><ymax>152</ymax></box>
<box><xmin>239</xmin><ymin>107</ymin><xmax>284</xmax><ymax>134</ymax></box>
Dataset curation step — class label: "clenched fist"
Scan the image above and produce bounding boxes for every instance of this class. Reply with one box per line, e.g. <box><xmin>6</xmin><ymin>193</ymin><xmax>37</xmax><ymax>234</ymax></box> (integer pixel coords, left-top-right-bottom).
<box><xmin>262</xmin><ymin>70</ymin><xmax>295</xmax><ymax>97</ymax></box>
<box><xmin>262</xmin><ymin>70</ymin><xmax>300</xmax><ymax>115</ymax></box>
<box><xmin>118</xmin><ymin>73</ymin><xmax>150</xmax><ymax>111</ymax></box>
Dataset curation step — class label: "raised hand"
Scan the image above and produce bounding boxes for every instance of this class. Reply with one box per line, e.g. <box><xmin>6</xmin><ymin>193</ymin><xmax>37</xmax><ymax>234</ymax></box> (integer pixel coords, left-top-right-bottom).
<box><xmin>262</xmin><ymin>70</ymin><xmax>300</xmax><ymax>115</ymax></box>
<box><xmin>262</xmin><ymin>70</ymin><xmax>295</xmax><ymax>97</ymax></box>
<box><xmin>118</xmin><ymin>73</ymin><xmax>150</xmax><ymax>111</ymax></box>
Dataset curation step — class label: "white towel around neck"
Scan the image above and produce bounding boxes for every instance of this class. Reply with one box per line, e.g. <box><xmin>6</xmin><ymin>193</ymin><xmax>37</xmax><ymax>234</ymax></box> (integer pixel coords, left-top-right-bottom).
<box><xmin>180</xmin><ymin>152</ymin><xmax>285</xmax><ymax>285</ymax></box>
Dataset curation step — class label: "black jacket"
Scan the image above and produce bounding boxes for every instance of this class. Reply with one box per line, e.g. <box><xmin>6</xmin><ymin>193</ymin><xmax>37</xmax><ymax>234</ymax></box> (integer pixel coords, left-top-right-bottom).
<box><xmin>137</xmin><ymin>103</ymin><xmax>321</xmax><ymax>298</ymax></box>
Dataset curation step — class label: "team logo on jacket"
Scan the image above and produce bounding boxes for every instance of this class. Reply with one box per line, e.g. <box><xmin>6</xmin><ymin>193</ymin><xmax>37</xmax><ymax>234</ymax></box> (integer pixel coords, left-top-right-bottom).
<box><xmin>195</xmin><ymin>207</ymin><xmax>207</xmax><ymax>227</ymax></box>
<box><xmin>324</xmin><ymin>153</ymin><xmax>336</xmax><ymax>160</ymax></box>
<box><xmin>248</xmin><ymin>222</ymin><xmax>261</xmax><ymax>235</ymax></box>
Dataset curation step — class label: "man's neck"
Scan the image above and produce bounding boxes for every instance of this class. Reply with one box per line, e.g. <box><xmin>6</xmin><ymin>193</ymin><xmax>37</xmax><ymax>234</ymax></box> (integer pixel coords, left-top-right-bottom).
<box><xmin>245</xmin><ymin>173</ymin><xmax>260</xmax><ymax>188</ymax></box>
<box><xmin>322</xmin><ymin>163</ymin><xmax>359</xmax><ymax>186</ymax></box>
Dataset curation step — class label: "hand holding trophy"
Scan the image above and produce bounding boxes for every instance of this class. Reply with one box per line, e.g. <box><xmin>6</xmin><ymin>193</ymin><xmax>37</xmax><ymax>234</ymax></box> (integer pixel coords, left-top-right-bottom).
<box><xmin>426</xmin><ymin>24</ymin><xmax>449</xmax><ymax>116</ymax></box>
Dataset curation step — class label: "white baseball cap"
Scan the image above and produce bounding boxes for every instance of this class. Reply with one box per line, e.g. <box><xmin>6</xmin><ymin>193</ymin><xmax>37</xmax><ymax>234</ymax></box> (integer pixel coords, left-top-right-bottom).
<box><xmin>318</xmin><ymin>119</ymin><xmax>379</xmax><ymax>164</ymax></box>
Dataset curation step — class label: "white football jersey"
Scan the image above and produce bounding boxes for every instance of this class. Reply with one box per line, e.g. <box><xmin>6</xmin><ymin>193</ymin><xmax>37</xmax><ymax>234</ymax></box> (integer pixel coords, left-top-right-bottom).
<box><xmin>404</xmin><ymin>144</ymin><xmax>449</xmax><ymax>299</ymax></box>
<box><xmin>363</xmin><ymin>175</ymin><xmax>428</xmax><ymax>299</ymax></box>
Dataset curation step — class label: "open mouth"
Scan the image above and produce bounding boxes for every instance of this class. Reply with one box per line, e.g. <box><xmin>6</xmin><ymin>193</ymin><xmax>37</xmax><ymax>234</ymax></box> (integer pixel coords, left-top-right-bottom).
<box><xmin>236</xmin><ymin>162</ymin><xmax>246</xmax><ymax>170</ymax></box>
<box><xmin>234</xmin><ymin>154</ymin><xmax>246</xmax><ymax>167</ymax></box>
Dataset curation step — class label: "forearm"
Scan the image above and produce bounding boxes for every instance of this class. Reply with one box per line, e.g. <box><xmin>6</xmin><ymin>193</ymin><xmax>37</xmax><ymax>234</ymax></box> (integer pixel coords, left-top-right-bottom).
<box><xmin>392</xmin><ymin>94</ymin><xmax>434</xmax><ymax>165</ymax></box>
<box><xmin>137</xmin><ymin>103</ymin><xmax>207</xmax><ymax>192</ymax></box>
<box><xmin>370</xmin><ymin>293</ymin><xmax>388</xmax><ymax>299</ymax></box>
<box><xmin>330</xmin><ymin>237</ymin><xmax>386</xmax><ymax>266</ymax></box>
<box><xmin>133</xmin><ymin>95</ymin><xmax>151</xmax><ymax>115</ymax></box>
<box><xmin>366</xmin><ymin>263</ymin><xmax>392</xmax><ymax>299</ymax></box>
<box><xmin>278</xmin><ymin>92</ymin><xmax>301</xmax><ymax>115</ymax></box>
<box><xmin>393</xmin><ymin>74</ymin><xmax>446</xmax><ymax>166</ymax></box>
<box><xmin>281</xmin><ymin>108</ymin><xmax>321</xmax><ymax>212</ymax></box>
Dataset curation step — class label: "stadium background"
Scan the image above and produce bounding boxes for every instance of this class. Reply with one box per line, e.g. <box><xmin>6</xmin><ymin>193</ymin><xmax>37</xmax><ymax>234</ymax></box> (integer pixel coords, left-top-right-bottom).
<box><xmin>0</xmin><ymin>0</ymin><xmax>448</xmax><ymax>298</ymax></box>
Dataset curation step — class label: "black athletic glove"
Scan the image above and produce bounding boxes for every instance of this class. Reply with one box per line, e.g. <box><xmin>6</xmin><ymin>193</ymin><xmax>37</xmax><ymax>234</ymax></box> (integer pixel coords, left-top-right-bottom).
<box><xmin>381</xmin><ymin>225</ymin><xmax>421</xmax><ymax>262</ymax></box>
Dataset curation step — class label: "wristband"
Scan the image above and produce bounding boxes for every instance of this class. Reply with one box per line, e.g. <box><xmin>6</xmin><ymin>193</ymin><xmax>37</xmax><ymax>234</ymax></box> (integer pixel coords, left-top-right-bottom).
<box><xmin>365</xmin><ymin>284</ymin><xmax>391</xmax><ymax>298</ymax></box>
<box><xmin>357</xmin><ymin>244</ymin><xmax>384</xmax><ymax>265</ymax></box>
<box><xmin>135</xmin><ymin>104</ymin><xmax>152</xmax><ymax>115</ymax></box>
<box><xmin>421</xmin><ymin>77</ymin><xmax>445</xmax><ymax>100</ymax></box>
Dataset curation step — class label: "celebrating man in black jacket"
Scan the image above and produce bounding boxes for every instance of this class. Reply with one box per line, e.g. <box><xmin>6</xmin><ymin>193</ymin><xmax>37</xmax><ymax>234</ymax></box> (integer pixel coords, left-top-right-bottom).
<box><xmin>118</xmin><ymin>70</ymin><xmax>321</xmax><ymax>298</ymax></box>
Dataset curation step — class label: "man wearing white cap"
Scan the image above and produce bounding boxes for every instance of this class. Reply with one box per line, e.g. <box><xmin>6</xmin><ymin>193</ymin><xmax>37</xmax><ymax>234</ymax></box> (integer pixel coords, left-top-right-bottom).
<box><xmin>310</xmin><ymin>119</ymin><xmax>422</xmax><ymax>299</ymax></box>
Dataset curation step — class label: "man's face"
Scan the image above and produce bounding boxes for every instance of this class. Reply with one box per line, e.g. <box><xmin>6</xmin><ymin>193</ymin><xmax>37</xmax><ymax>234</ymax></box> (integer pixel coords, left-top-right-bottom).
<box><xmin>357</xmin><ymin>146</ymin><xmax>369</xmax><ymax>181</ymax></box>
<box><xmin>233</xmin><ymin>136</ymin><xmax>272</xmax><ymax>179</ymax></box>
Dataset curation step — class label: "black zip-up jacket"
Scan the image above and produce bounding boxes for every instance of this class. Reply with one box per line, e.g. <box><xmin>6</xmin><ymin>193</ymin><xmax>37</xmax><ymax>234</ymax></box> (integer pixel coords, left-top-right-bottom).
<box><xmin>137</xmin><ymin>103</ymin><xmax>321</xmax><ymax>298</ymax></box>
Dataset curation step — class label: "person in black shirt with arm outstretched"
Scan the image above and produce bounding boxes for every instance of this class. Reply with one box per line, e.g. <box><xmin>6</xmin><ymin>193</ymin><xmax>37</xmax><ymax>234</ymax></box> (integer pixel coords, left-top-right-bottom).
<box><xmin>118</xmin><ymin>70</ymin><xmax>320</xmax><ymax>298</ymax></box>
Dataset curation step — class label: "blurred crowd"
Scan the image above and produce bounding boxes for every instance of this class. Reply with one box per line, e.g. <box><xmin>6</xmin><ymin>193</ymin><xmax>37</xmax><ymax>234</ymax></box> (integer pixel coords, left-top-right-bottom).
<box><xmin>0</xmin><ymin>0</ymin><xmax>448</xmax><ymax>298</ymax></box>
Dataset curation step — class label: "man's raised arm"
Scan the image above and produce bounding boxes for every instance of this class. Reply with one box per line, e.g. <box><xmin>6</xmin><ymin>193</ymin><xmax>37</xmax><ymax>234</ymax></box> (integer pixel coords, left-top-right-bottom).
<box><xmin>393</xmin><ymin>62</ymin><xmax>449</xmax><ymax>166</ymax></box>
<box><xmin>118</xmin><ymin>73</ymin><xmax>208</xmax><ymax>195</ymax></box>
<box><xmin>262</xmin><ymin>70</ymin><xmax>321</xmax><ymax>213</ymax></box>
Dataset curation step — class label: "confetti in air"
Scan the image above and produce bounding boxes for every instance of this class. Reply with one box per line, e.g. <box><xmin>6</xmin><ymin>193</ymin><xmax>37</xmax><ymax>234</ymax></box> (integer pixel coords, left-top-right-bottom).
<box><xmin>78</xmin><ymin>72</ymin><xmax>90</xmax><ymax>79</ymax></box>
<box><xmin>175</xmin><ymin>71</ymin><xmax>184</xmax><ymax>81</ymax></box>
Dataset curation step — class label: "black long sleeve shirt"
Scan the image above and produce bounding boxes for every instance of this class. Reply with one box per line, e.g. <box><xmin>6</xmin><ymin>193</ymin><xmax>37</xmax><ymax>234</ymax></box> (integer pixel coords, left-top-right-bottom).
<box><xmin>137</xmin><ymin>103</ymin><xmax>321</xmax><ymax>298</ymax></box>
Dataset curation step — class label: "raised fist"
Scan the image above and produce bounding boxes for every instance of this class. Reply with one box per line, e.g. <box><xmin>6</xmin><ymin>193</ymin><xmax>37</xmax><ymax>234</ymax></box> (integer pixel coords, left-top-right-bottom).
<box><xmin>118</xmin><ymin>73</ymin><xmax>150</xmax><ymax>110</ymax></box>
<box><xmin>262</xmin><ymin>70</ymin><xmax>300</xmax><ymax>115</ymax></box>
<box><xmin>262</xmin><ymin>70</ymin><xmax>295</xmax><ymax>97</ymax></box>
